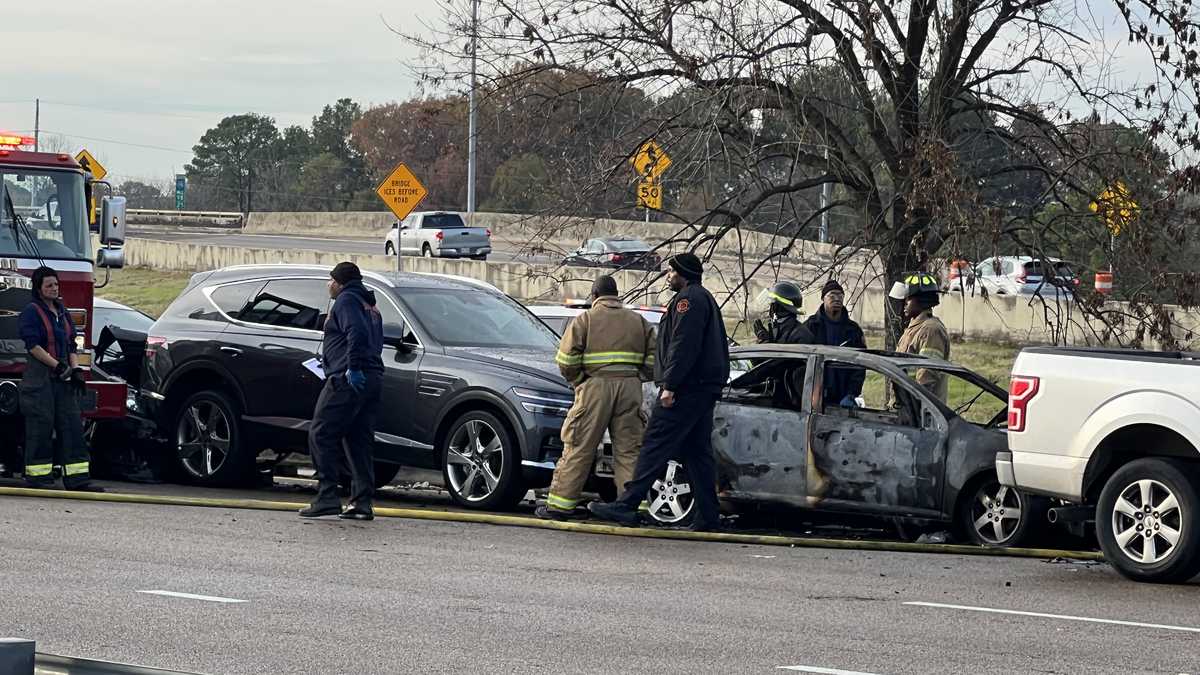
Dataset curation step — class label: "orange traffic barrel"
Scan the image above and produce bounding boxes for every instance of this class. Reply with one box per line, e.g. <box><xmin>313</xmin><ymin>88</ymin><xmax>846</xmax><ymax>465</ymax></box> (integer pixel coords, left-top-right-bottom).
<box><xmin>1095</xmin><ymin>271</ymin><xmax>1114</xmax><ymax>294</ymax></box>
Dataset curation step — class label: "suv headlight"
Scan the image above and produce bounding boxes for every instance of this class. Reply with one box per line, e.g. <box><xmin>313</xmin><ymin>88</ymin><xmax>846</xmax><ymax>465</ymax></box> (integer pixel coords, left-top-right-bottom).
<box><xmin>512</xmin><ymin>387</ymin><xmax>574</xmax><ymax>416</ymax></box>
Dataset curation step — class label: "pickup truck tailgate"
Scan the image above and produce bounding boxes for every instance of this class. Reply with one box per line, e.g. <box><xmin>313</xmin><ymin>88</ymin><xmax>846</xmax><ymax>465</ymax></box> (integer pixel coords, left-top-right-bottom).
<box><xmin>439</xmin><ymin>228</ymin><xmax>490</xmax><ymax>250</ymax></box>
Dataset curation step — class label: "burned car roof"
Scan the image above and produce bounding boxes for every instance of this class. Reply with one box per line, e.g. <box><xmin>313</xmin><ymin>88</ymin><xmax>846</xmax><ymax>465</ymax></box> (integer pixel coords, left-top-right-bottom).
<box><xmin>728</xmin><ymin>344</ymin><xmax>974</xmax><ymax>373</ymax></box>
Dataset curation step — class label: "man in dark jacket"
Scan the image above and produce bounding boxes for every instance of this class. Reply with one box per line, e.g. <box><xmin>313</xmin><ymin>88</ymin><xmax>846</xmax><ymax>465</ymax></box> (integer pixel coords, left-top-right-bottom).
<box><xmin>804</xmin><ymin>279</ymin><xmax>867</xmax><ymax>408</ymax></box>
<box><xmin>589</xmin><ymin>252</ymin><xmax>730</xmax><ymax>531</ymax></box>
<box><xmin>753</xmin><ymin>280</ymin><xmax>815</xmax><ymax>345</ymax></box>
<box><xmin>300</xmin><ymin>262</ymin><xmax>385</xmax><ymax>521</ymax></box>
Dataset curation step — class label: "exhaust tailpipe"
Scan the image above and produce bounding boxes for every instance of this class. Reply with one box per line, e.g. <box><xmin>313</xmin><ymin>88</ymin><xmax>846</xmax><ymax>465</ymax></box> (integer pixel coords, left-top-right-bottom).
<box><xmin>1047</xmin><ymin>505</ymin><xmax>1094</xmax><ymax>524</ymax></box>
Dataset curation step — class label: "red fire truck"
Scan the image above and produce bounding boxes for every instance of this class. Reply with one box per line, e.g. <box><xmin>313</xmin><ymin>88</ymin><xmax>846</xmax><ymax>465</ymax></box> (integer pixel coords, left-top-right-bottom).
<box><xmin>0</xmin><ymin>135</ymin><xmax>129</xmax><ymax>473</ymax></box>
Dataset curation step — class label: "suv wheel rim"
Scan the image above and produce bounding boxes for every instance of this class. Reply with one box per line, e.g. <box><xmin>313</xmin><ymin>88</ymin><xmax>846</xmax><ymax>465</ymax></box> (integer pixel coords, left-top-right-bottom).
<box><xmin>446</xmin><ymin>420</ymin><xmax>503</xmax><ymax>502</ymax></box>
<box><xmin>1113</xmin><ymin>478</ymin><xmax>1183</xmax><ymax>565</ymax></box>
<box><xmin>971</xmin><ymin>482</ymin><xmax>1023</xmax><ymax>544</ymax></box>
<box><xmin>177</xmin><ymin>400</ymin><xmax>231</xmax><ymax>478</ymax></box>
<box><xmin>647</xmin><ymin>460</ymin><xmax>694</xmax><ymax>524</ymax></box>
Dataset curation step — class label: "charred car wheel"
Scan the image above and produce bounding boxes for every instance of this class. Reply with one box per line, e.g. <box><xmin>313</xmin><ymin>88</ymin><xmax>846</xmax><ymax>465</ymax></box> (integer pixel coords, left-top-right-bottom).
<box><xmin>958</xmin><ymin>476</ymin><xmax>1042</xmax><ymax>547</ymax></box>
<box><xmin>442</xmin><ymin>410</ymin><xmax>523</xmax><ymax>510</ymax></box>
<box><xmin>1097</xmin><ymin>458</ymin><xmax>1200</xmax><ymax>583</ymax></box>
<box><xmin>173</xmin><ymin>390</ymin><xmax>253</xmax><ymax>486</ymax></box>
<box><xmin>644</xmin><ymin>460</ymin><xmax>695</xmax><ymax>526</ymax></box>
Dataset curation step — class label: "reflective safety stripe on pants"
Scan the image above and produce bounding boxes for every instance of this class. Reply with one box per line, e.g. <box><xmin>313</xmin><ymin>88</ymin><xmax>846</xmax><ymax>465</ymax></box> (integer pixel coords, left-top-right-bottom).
<box><xmin>64</xmin><ymin>462</ymin><xmax>90</xmax><ymax>476</ymax></box>
<box><xmin>545</xmin><ymin>493</ymin><xmax>578</xmax><ymax>511</ymax></box>
<box><xmin>24</xmin><ymin>464</ymin><xmax>53</xmax><ymax>477</ymax></box>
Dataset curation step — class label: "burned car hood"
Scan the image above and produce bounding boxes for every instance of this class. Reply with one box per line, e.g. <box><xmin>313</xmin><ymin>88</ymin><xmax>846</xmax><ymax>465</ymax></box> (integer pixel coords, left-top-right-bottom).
<box><xmin>444</xmin><ymin>347</ymin><xmax>569</xmax><ymax>391</ymax></box>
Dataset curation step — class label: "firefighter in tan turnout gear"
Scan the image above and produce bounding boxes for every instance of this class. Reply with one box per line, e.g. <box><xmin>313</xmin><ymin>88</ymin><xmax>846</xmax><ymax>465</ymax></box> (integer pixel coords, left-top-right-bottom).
<box><xmin>537</xmin><ymin>275</ymin><xmax>656</xmax><ymax>521</ymax></box>
<box><xmin>890</xmin><ymin>272</ymin><xmax>951</xmax><ymax>401</ymax></box>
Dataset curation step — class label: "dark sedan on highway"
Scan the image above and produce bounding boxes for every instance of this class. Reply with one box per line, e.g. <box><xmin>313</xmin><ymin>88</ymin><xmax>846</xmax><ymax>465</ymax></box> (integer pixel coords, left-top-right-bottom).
<box><xmin>595</xmin><ymin>344</ymin><xmax>1043</xmax><ymax>547</ymax></box>
<box><xmin>138</xmin><ymin>265</ymin><xmax>574</xmax><ymax>509</ymax></box>
<box><xmin>562</xmin><ymin>237</ymin><xmax>662</xmax><ymax>271</ymax></box>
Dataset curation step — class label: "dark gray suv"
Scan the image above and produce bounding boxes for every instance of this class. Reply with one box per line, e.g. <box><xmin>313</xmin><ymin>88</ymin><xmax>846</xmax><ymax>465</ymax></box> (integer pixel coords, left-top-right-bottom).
<box><xmin>140</xmin><ymin>265</ymin><xmax>573</xmax><ymax>509</ymax></box>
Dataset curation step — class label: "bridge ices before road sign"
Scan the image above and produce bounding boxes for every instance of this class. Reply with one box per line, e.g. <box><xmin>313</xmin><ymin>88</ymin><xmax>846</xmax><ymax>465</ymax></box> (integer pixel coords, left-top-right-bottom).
<box><xmin>375</xmin><ymin>163</ymin><xmax>428</xmax><ymax>221</ymax></box>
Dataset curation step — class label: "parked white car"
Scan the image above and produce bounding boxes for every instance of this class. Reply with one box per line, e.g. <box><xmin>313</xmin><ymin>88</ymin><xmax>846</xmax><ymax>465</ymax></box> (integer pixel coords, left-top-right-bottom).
<box><xmin>1000</xmin><ymin>346</ymin><xmax>1200</xmax><ymax>582</ymax></box>
<box><xmin>384</xmin><ymin>211</ymin><xmax>492</xmax><ymax>261</ymax></box>
<box><xmin>975</xmin><ymin>256</ymin><xmax>1078</xmax><ymax>297</ymax></box>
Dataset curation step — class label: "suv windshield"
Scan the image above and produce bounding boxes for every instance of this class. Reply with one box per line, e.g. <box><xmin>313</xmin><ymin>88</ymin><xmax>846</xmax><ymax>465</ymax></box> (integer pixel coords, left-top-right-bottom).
<box><xmin>0</xmin><ymin>169</ymin><xmax>90</xmax><ymax>260</ymax></box>
<box><xmin>403</xmin><ymin>287</ymin><xmax>558</xmax><ymax>349</ymax></box>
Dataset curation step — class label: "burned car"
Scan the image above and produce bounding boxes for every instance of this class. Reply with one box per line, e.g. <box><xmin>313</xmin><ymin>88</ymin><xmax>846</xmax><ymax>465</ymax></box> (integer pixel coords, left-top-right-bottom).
<box><xmin>597</xmin><ymin>344</ymin><xmax>1042</xmax><ymax>547</ymax></box>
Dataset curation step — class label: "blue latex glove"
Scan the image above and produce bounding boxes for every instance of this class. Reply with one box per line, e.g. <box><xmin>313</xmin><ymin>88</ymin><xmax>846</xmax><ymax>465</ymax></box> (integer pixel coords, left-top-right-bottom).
<box><xmin>839</xmin><ymin>395</ymin><xmax>858</xmax><ymax>409</ymax></box>
<box><xmin>346</xmin><ymin>369</ymin><xmax>366</xmax><ymax>393</ymax></box>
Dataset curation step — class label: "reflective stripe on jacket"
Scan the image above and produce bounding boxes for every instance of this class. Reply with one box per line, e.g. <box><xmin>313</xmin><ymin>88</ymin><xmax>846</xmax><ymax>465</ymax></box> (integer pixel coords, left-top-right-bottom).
<box><xmin>556</xmin><ymin>298</ymin><xmax>656</xmax><ymax>385</ymax></box>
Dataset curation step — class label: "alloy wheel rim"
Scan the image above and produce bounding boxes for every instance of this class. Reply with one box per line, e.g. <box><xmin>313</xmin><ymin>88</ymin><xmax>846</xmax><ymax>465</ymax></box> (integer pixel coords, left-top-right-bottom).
<box><xmin>1112</xmin><ymin>478</ymin><xmax>1183</xmax><ymax>565</ymax></box>
<box><xmin>647</xmin><ymin>460</ymin><xmax>694</xmax><ymax>524</ymax></box>
<box><xmin>177</xmin><ymin>401</ymin><xmax>232</xmax><ymax>478</ymax></box>
<box><xmin>446</xmin><ymin>419</ymin><xmax>504</xmax><ymax>502</ymax></box>
<box><xmin>971</xmin><ymin>482</ymin><xmax>1023</xmax><ymax>544</ymax></box>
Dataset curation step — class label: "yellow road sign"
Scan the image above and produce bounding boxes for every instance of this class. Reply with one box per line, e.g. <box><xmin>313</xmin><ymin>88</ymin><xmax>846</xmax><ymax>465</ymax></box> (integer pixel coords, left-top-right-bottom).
<box><xmin>637</xmin><ymin>180</ymin><xmax>662</xmax><ymax>210</ymax></box>
<box><xmin>375</xmin><ymin>163</ymin><xmax>428</xmax><ymax>221</ymax></box>
<box><xmin>74</xmin><ymin>149</ymin><xmax>107</xmax><ymax>181</ymax></box>
<box><xmin>631</xmin><ymin>140</ymin><xmax>672</xmax><ymax>180</ymax></box>
<box><xmin>1089</xmin><ymin>181</ymin><xmax>1138</xmax><ymax>236</ymax></box>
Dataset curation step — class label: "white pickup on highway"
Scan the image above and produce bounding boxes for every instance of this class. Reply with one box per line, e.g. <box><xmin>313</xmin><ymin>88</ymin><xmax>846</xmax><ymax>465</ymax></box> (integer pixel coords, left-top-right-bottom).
<box><xmin>1000</xmin><ymin>346</ymin><xmax>1200</xmax><ymax>582</ymax></box>
<box><xmin>384</xmin><ymin>211</ymin><xmax>492</xmax><ymax>261</ymax></box>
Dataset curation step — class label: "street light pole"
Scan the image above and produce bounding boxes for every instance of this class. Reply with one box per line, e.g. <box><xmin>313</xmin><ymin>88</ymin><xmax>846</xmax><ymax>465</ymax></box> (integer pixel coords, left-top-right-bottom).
<box><xmin>819</xmin><ymin>146</ymin><xmax>831</xmax><ymax>243</ymax></box>
<box><xmin>467</xmin><ymin>0</ymin><xmax>480</xmax><ymax>226</ymax></box>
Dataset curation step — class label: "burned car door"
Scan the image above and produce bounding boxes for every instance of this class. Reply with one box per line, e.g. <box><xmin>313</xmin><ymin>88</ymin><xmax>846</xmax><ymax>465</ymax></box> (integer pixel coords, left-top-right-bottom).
<box><xmin>806</xmin><ymin>358</ymin><xmax>945</xmax><ymax>517</ymax></box>
<box><xmin>711</xmin><ymin>356</ymin><xmax>812</xmax><ymax>506</ymax></box>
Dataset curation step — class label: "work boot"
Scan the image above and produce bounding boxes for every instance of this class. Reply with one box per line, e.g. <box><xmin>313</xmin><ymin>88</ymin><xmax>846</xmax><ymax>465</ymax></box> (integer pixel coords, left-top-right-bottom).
<box><xmin>535</xmin><ymin>504</ymin><xmax>576</xmax><ymax>522</ymax></box>
<box><xmin>299</xmin><ymin>502</ymin><xmax>342</xmax><ymax>518</ymax></box>
<box><xmin>68</xmin><ymin>483</ymin><xmax>107</xmax><ymax>493</ymax></box>
<box><xmin>339</xmin><ymin>504</ymin><xmax>374</xmax><ymax>521</ymax></box>
<box><xmin>587</xmin><ymin>501</ymin><xmax>640</xmax><ymax>526</ymax></box>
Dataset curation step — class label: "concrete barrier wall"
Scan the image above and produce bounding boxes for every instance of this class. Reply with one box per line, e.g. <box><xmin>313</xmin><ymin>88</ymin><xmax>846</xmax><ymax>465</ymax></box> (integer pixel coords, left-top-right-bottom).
<box><xmin>242</xmin><ymin>210</ymin><xmax>877</xmax><ymax>269</ymax></box>
<box><xmin>123</xmin><ymin>237</ymin><xmax>1197</xmax><ymax>347</ymax></box>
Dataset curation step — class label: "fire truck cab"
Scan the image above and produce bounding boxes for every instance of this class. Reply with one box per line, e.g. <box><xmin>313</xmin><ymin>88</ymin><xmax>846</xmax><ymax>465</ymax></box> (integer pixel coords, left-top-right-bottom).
<box><xmin>0</xmin><ymin>142</ymin><xmax>128</xmax><ymax>470</ymax></box>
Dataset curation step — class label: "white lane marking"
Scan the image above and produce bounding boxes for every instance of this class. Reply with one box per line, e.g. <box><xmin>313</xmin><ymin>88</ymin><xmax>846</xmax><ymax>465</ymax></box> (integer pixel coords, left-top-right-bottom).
<box><xmin>777</xmin><ymin>666</ymin><xmax>881</xmax><ymax>675</ymax></box>
<box><xmin>137</xmin><ymin>590</ymin><xmax>247</xmax><ymax>604</ymax></box>
<box><xmin>905</xmin><ymin>601</ymin><xmax>1200</xmax><ymax>634</ymax></box>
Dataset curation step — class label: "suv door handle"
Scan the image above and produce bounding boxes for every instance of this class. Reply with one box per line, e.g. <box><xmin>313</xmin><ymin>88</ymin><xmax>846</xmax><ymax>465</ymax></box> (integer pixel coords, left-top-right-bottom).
<box><xmin>219</xmin><ymin>346</ymin><xmax>243</xmax><ymax>356</ymax></box>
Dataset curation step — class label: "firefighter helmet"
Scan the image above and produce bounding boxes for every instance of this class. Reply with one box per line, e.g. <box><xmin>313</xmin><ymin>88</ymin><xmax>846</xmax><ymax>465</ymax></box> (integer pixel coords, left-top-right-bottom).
<box><xmin>888</xmin><ymin>272</ymin><xmax>941</xmax><ymax>306</ymax></box>
<box><xmin>767</xmin><ymin>281</ymin><xmax>804</xmax><ymax>316</ymax></box>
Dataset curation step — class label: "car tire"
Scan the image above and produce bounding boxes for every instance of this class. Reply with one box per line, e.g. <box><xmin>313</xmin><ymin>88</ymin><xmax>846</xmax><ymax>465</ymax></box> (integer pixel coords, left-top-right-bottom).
<box><xmin>385</xmin><ymin>241</ymin><xmax>395</xmax><ymax>256</ymax></box>
<box><xmin>1096</xmin><ymin>458</ymin><xmax>1200</xmax><ymax>583</ymax></box>
<box><xmin>643</xmin><ymin>460</ymin><xmax>696</xmax><ymax>527</ymax></box>
<box><xmin>422</xmin><ymin>244</ymin><xmax>434</xmax><ymax>258</ymax></box>
<box><xmin>956</xmin><ymin>474</ymin><xmax>1044</xmax><ymax>547</ymax></box>
<box><xmin>172</xmin><ymin>389</ymin><xmax>254</xmax><ymax>486</ymax></box>
<box><xmin>441</xmin><ymin>410</ymin><xmax>523</xmax><ymax>510</ymax></box>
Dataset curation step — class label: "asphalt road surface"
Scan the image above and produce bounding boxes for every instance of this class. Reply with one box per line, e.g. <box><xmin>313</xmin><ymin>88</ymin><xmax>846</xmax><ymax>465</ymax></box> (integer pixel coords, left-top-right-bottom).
<box><xmin>3</xmin><ymin>493</ymin><xmax>1199</xmax><ymax>674</ymax></box>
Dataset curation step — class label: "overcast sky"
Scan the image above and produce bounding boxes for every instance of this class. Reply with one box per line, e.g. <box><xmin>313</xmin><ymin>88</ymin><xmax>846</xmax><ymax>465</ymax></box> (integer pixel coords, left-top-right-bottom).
<box><xmin>3</xmin><ymin>0</ymin><xmax>435</xmax><ymax>185</ymax></box>
<box><xmin>3</xmin><ymin>1</ymin><xmax>1159</xmax><ymax>187</ymax></box>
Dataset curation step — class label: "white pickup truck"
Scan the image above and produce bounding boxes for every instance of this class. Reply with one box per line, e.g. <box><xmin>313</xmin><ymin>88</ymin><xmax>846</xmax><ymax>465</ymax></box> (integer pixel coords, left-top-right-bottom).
<box><xmin>1000</xmin><ymin>346</ymin><xmax>1200</xmax><ymax>582</ymax></box>
<box><xmin>384</xmin><ymin>211</ymin><xmax>492</xmax><ymax>261</ymax></box>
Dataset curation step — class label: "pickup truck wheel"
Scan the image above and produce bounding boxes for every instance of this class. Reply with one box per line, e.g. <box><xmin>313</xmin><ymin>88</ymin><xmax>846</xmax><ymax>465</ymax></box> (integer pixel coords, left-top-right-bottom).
<box><xmin>441</xmin><ymin>411</ymin><xmax>523</xmax><ymax>510</ymax></box>
<box><xmin>422</xmin><ymin>244</ymin><xmax>434</xmax><ymax>258</ymax></box>
<box><xmin>958</xmin><ymin>476</ymin><xmax>1043</xmax><ymax>547</ymax></box>
<box><xmin>173</xmin><ymin>390</ymin><xmax>254</xmax><ymax>486</ymax></box>
<box><xmin>1097</xmin><ymin>458</ymin><xmax>1200</xmax><ymax>583</ymax></box>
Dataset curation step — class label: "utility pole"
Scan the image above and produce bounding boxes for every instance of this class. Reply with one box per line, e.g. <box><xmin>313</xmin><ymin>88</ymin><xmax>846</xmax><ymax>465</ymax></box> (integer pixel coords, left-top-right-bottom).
<box><xmin>466</xmin><ymin>0</ymin><xmax>480</xmax><ymax>226</ymax></box>
<box><xmin>34</xmin><ymin>99</ymin><xmax>39</xmax><ymax>151</ymax></box>
<box><xmin>819</xmin><ymin>146</ymin><xmax>831</xmax><ymax>243</ymax></box>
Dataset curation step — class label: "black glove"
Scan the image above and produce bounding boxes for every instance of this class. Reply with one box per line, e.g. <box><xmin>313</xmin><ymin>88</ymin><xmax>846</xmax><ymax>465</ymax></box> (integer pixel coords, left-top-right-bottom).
<box><xmin>753</xmin><ymin>318</ymin><xmax>770</xmax><ymax>342</ymax></box>
<box><xmin>52</xmin><ymin>360</ymin><xmax>70</xmax><ymax>380</ymax></box>
<box><xmin>71</xmin><ymin>369</ymin><xmax>87</xmax><ymax>395</ymax></box>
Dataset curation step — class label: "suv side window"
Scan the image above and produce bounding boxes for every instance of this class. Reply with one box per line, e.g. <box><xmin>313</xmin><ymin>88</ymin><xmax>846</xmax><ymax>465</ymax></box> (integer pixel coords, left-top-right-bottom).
<box><xmin>187</xmin><ymin>280</ymin><xmax>264</xmax><ymax>322</ymax></box>
<box><xmin>240</xmin><ymin>279</ymin><xmax>329</xmax><ymax>331</ymax></box>
<box><xmin>365</xmin><ymin>285</ymin><xmax>420</xmax><ymax>345</ymax></box>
